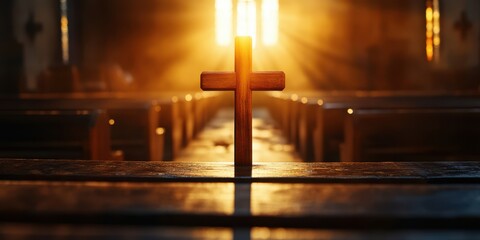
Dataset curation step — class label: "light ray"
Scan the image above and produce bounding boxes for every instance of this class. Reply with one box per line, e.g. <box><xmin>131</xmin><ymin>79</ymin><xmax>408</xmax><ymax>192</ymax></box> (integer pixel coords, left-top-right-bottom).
<box><xmin>215</xmin><ymin>0</ymin><xmax>233</xmax><ymax>46</ymax></box>
<box><xmin>262</xmin><ymin>0</ymin><xmax>278</xmax><ymax>46</ymax></box>
<box><xmin>237</xmin><ymin>0</ymin><xmax>257</xmax><ymax>47</ymax></box>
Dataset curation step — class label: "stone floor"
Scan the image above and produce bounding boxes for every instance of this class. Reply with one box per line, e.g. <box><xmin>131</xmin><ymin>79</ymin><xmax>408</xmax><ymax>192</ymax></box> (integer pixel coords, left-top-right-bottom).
<box><xmin>175</xmin><ymin>108</ymin><xmax>301</xmax><ymax>162</ymax></box>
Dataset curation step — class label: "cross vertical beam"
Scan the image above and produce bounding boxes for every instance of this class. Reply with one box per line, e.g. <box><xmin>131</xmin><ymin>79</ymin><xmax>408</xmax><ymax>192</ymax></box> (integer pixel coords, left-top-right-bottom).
<box><xmin>201</xmin><ymin>36</ymin><xmax>285</xmax><ymax>167</ymax></box>
<box><xmin>235</xmin><ymin>37</ymin><xmax>253</xmax><ymax>166</ymax></box>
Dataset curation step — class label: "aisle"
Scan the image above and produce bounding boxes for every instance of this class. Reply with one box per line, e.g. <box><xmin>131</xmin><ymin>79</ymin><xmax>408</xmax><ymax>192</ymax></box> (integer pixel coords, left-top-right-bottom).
<box><xmin>175</xmin><ymin>108</ymin><xmax>301</xmax><ymax>162</ymax></box>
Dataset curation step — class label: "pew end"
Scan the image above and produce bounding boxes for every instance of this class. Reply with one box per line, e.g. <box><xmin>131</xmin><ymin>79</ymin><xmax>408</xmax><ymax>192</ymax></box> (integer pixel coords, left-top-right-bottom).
<box><xmin>0</xmin><ymin>110</ymin><xmax>111</xmax><ymax>160</ymax></box>
<box><xmin>342</xmin><ymin>108</ymin><xmax>480</xmax><ymax>162</ymax></box>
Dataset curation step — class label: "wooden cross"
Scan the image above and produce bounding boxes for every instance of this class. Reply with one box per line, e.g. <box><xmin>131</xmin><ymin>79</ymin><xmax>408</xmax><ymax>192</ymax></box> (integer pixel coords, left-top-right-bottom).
<box><xmin>201</xmin><ymin>37</ymin><xmax>285</xmax><ymax>166</ymax></box>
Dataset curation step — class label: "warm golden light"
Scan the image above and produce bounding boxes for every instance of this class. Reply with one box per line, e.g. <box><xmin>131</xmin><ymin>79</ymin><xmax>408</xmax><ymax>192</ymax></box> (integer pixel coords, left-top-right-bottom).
<box><xmin>433</xmin><ymin>6</ymin><xmax>440</xmax><ymax>47</ymax></box>
<box><xmin>215</xmin><ymin>0</ymin><xmax>233</xmax><ymax>46</ymax></box>
<box><xmin>156</xmin><ymin>127</ymin><xmax>165</xmax><ymax>135</ymax></box>
<box><xmin>262</xmin><ymin>0</ymin><xmax>278</xmax><ymax>45</ymax></box>
<box><xmin>301</xmin><ymin>97</ymin><xmax>308</xmax><ymax>104</ymax></box>
<box><xmin>237</xmin><ymin>0</ymin><xmax>257</xmax><ymax>46</ymax></box>
<box><xmin>108</xmin><ymin>119</ymin><xmax>115</xmax><ymax>126</ymax></box>
<box><xmin>426</xmin><ymin>0</ymin><xmax>440</xmax><ymax>62</ymax></box>
<box><xmin>433</xmin><ymin>36</ymin><xmax>440</xmax><ymax>46</ymax></box>
<box><xmin>290</xmin><ymin>94</ymin><xmax>298</xmax><ymax>101</ymax></box>
<box><xmin>426</xmin><ymin>8</ymin><xmax>433</xmax><ymax>21</ymax></box>
<box><xmin>60</xmin><ymin>0</ymin><xmax>69</xmax><ymax>64</ymax></box>
<box><xmin>347</xmin><ymin>108</ymin><xmax>354</xmax><ymax>115</ymax></box>
<box><xmin>317</xmin><ymin>99</ymin><xmax>324</xmax><ymax>106</ymax></box>
<box><xmin>185</xmin><ymin>94</ymin><xmax>193</xmax><ymax>102</ymax></box>
<box><xmin>215</xmin><ymin>0</ymin><xmax>279</xmax><ymax>47</ymax></box>
<box><xmin>426</xmin><ymin>6</ymin><xmax>433</xmax><ymax>61</ymax></box>
<box><xmin>195</xmin><ymin>93</ymin><xmax>203</xmax><ymax>100</ymax></box>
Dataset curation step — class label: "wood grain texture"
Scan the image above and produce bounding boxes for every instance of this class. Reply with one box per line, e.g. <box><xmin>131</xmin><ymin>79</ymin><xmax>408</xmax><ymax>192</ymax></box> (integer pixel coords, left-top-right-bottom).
<box><xmin>1</xmin><ymin>159</ymin><xmax>480</xmax><ymax>183</ymax></box>
<box><xmin>200</xmin><ymin>37</ymin><xmax>285</xmax><ymax>167</ymax></box>
<box><xmin>1</xmin><ymin>159</ymin><xmax>480</xmax><ymax>232</ymax></box>
<box><xmin>200</xmin><ymin>72</ymin><xmax>236</xmax><ymax>90</ymax></box>
<box><xmin>251</xmin><ymin>71</ymin><xmax>285</xmax><ymax>91</ymax></box>
<box><xmin>234</xmin><ymin>37</ymin><xmax>253</xmax><ymax>167</ymax></box>
<box><xmin>0</xmin><ymin>180</ymin><xmax>480</xmax><ymax>229</ymax></box>
<box><xmin>0</xmin><ymin>224</ymin><xmax>233</xmax><ymax>240</ymax></box>
<box><xmin>1</xmin><ymin>224</ymin><xmax>478</xmax><ymax>240</ymax></box>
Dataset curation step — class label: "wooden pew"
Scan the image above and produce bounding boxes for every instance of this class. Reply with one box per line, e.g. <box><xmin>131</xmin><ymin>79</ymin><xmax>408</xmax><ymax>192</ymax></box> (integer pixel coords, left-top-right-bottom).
<box><xmin>265</xmin><ymin>92</ymin><xmax>358</xmax><ymax>161</ymax></box>
<box><xmin>0</xmin><ymin>159</ymin><xmax>480</xmax><ymax>238</ymax></box>
<box><xmin>264</xmin><ymin>92</ymin><xmax>296</xmax><ymax>144</ymax></box>
<box><xmin>193</xmin><ymin>92</ymin><xmax>230</xmax><ymax>134</ymax></box>
<box><xmin>18</xmin><ymin>91</ymin><xmax>229</xmax><ymax>161</ymax></box>
<box><xmin>181</xmin><ymin>94</ymin><xmax>195</xmax><ymax>146</ymax></box>
<box><xmin>123</xmin><ymin>92</ymin><xmax>228</xmax><ymax>160</ymax></box>
<box><xmin>193</xmin><ymin>93</ymin><xmax>207</xmax><ymax>136</ymax></box>
<box><xmin>90</xmin><ymin>92</ymin><xmax>229</xmax><ymax>160</ymax></box>
<box><xmin>0</xmin><ymin>110</ymin><xmax>110</xmax><ymax>160</ymax></box>
<box><xmin>265</xmin><ymin>92</ymin><xmax>480</xmax><ymax>162</ymax></box>
<box><xmin>156</xmin><ymin>95</ymin><xmax>183</xmax><ymax>161</ymax></box>
<box><xmin>0</xmin><ymin>98</ymin><xmax>163</xmax><ymax>161</ymax></box>
<box><xmin>342</xmin><ymin>108</ymin><xmax>480</xmax><ymax>162</ymax></box>
<box><xmin>317</xmin><ymin>94</ymin><xmax>480</xmax><ymax>162</ymax></box>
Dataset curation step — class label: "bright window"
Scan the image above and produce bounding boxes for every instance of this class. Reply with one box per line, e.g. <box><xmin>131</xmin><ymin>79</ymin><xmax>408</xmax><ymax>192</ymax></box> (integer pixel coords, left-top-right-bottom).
<box><xmin>215</xmin><ymin>0</ymin><xmax>233</xmax><ymax>46</ymax></box>
<box><xmin>215</xmin><ymin>0</ymin><xmax>279</xmax><ymax>47</ymax></box>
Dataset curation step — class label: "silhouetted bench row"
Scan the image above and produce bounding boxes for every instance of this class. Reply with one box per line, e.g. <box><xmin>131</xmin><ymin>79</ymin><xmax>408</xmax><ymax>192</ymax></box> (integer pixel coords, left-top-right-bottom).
<box><xmin>0</xmin><ymin>110</ymin><xmax>110</xmax><ymax>160</ymax></box>
<box><xmin>0</xmin><ymin>92</ymin><xmax>226</xmax><ymax>161</ymax></box>
<box><xmin>264</xmin><ymin>91</ymin><xmax>480</xmax><ymax>162</ymax></box>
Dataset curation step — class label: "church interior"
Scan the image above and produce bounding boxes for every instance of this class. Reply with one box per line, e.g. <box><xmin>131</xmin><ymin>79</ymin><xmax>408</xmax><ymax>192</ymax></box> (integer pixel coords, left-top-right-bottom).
<box><xmin>0</xmin><ymin>0</ymin><xmax>480</xmax><ymax>239</ymax></box>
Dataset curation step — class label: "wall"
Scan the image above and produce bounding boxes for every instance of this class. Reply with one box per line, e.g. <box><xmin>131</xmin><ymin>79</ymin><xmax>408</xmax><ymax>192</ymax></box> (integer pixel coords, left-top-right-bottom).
<box><xmin>78</xmin><ymin>0</ymin><xmax>221</xmax><ymax>91</ymax></box>
<box><xmin>12</xmin><ymin>0</ymin><xmax>61</xmax><ymax>91</ymax></box>
<box><xmin>273</xmin><ymin>0</ymin><xmax>430</xmax><ymax>90</ymax></box>
<box><xmin>4</xmin><ymin>0</ymin><xmax>480</xmax><ymax>92</ymax></box>
<box><xmin>0</xmin><ymin>0</ymin><xmax>22</xmax><ymax>94</ymax></box>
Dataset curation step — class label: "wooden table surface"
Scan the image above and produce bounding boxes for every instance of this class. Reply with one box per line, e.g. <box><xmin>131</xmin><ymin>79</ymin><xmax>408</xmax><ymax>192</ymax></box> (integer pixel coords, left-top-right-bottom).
<box><xmin>1</xmin><ymin>224</ymin><xmax>479</xmax><ymax>240</ymax></box>
<box><xmin>0</xmin><ymin>159</ymin><xmax>479</xmax><ymax>239</ymax></box>
<box><xmin>1</xmin><ymin>180</ymin><xmax>480</xmax><ymax>228</ymax></box>
<box><xmin>0</xmin><ymin>159</ymin><xmax>479</xmax><ymax>183</ymax></box>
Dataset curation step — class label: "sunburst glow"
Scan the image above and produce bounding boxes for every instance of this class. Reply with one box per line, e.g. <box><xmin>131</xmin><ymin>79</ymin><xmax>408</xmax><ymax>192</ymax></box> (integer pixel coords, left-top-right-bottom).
<box><xmin>157</xmin><ymin>1</ymin><xmax>340</xmax><ymax>90</ymax></box>
<box><xmin>262</xmin><ymin>0</ymin><xmax>278</xmax><ymax>45</ymax></box>
<box><xmin>216</xmin><ymin>0</ymin><xmax>279</xmax><ymax>48</ymax></box>
<box><xmin>215</xmin><ymin>0</ymin><xmax>233</xmax><ymax>46</ymax></box>
<box><xmin>237</xmin><ymin>0</ymin><xmax>257</xmax><ymax>46</ymax></box>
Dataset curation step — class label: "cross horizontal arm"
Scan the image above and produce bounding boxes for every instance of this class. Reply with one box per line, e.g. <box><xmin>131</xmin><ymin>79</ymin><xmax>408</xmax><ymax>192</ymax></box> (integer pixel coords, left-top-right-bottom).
<box><xmin>200</xmin><ymin>72</ymin><xmax>236</xmax><ymax>91</ymax></box>
<box><xmin>251</xmin><ymin>71</ymin><xmax>285</xmax><ymax>91</ymax></box>
<box><xmin>201</xmin><ymin>71</ymin><xmax>285</xmax><ymax>91</ymax></box>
